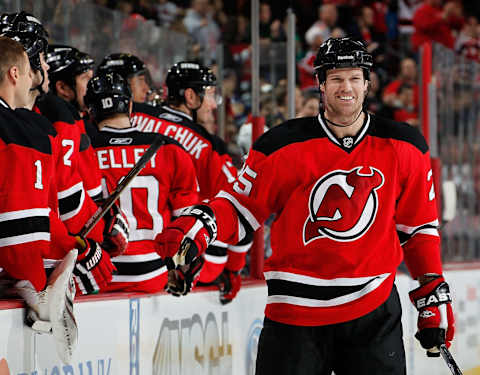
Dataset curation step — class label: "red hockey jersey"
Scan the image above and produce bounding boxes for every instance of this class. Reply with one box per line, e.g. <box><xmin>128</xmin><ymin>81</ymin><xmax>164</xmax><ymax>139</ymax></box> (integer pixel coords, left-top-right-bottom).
<box><xmin>34</xmin><ymin>94</ymin><xmax>104</xmax><ymax>241</ymax></box>
<box><xmin>0</xmin><ymin>98</ymin><xmax>55</xmax><ymax>291</ymax></box>
<box><xmin>209</xmin><ymin>112</ymin><xmax>442</xmax><ymax>326</ymax></box>
<box><xmin>88</xmin><ymin>126</ymin><xmax>199</xmax><ymax>292</ymax></box>
<box><xmin>131</xmin><ymin>103</ymin><xmax>243</xmax><ymax>279</ymax></box>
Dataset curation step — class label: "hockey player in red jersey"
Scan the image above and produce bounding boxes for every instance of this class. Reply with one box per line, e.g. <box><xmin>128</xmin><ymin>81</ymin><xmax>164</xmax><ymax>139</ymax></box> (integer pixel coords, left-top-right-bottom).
<box><xmin>84</xmin><ymin>72</ymin><xmax>200</xmax><ymax>293</ymax></box>
<box><xmin>98</xmin><ymin>56</ymin><xmax>248</xmax><ymax>301</ymax></box>
<box><xmin>0</xmin><ymin>35</ymin><xmax>78</xmax><ymax>364</ymax></box>
<box><xmin>0</xmin><ymin>12</ymin><xmax>126</xmax><ymax>297</ymax></box>
<box><xmin>156</xmin><ymin>37</ymin><xmax>455</xmax><ymax>374</ymax></box>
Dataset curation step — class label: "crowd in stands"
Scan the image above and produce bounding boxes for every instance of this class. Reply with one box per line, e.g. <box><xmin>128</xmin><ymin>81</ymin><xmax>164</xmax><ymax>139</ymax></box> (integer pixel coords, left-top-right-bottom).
<box><xmin>88</xmin><ymin>0</ymin><xmax>480</xmax><ymax>157</ymax></box>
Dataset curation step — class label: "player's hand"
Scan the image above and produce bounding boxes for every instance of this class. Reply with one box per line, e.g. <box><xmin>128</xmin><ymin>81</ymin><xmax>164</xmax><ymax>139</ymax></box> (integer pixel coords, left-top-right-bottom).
<box><xmin>165</xmin><ymin>256</ymin><xmax>205</xmax><ymax>296</ymax></box>
<box><xmin>155</xmin><ymin>205</ymin><xmax>217</xmax><ymax>267</ymax></box>
<box><xmin>409</xmin><ymin>275</ymin><xmax>455</xmax><ymax>357</ymax></box>
<box><xmin>216</xmin><ymin>268</ymin><xmax>242</xmax><ymax>304</ymax></box>
<box><xmin>73</xmin><ymin>238</ymin><xmax>115</xmax><ymax>295</ymax></box>
<box><xmin>101</xmin><ymin>202</ymin><xmax>129</xmax><ymax>257</ymax></box>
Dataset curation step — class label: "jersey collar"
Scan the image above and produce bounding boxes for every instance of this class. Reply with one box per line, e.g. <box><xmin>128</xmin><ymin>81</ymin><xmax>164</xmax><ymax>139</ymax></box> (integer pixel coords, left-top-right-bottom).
<box><xmin>101</xmin><ymin>126</ymin><xmax>138</xmax><ymax>133</ymax></box>
<box><xmin>162</xmin><ymin>105</ymin><xmax>193</xmax><ymax>122</ymax></box>
<box><xmin>0</xmin><ymin>97</ymin><xmax>11</xmax><ymax>109</ymax></box>
<box><xmin>317</xmin><ymin>111</ymin><xmax>370</xmax><ymax>152</ymax></box>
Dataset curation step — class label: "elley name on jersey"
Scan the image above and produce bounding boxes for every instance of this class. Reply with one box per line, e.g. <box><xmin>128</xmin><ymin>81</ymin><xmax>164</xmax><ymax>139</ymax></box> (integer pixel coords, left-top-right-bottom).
<box><xmin>96</xmin><ymin>145</ymin><xmax>158</xmax><ymax>169</ymax></box>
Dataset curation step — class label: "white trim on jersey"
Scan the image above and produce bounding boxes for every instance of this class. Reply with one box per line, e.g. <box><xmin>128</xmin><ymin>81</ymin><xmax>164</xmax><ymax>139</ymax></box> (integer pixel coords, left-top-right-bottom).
<box><xmin>57</xmin><ymin>182</ymin><xmax>86</xmax><ymax>221</ymax></box>
<box><xmin>112</xmin><ymin>252</ymin><xmax>161</xmax><ymax>263</ymax></box>
<box><xmin>212</xmin><ymin>239</ymin><xmax>228</xmax><ymax>248</ymax></box>
<box><xmin>87</xmin><ymin>185</ymin><xmax>102</xmax><ymax>198</ymax></box>
<box><xmin>162</xmin><ymin>105</ymin><xmax>193</xmax><ymax>122</ymax></box>
<box><xmin>216</xmin><ymin>190</ymin><xmax>261</xmax><ymax>230</ymax></box>
<box><xmin>0</xmin><ymin>207</ymin><xmax>50</xmax><ymax>221</ymax></box>
<box><xmin>204</xmin><ymin>254</ymin><xmax>228</xmax><ymax>264</ymax></box>
<box><xmin>264</xmin><ymin>271</ymin><xmax>390</xmax><ymax>287</ymax></box>
<box><xmin>228</xmin><ymin>242</ymin><xmax>251</xmax><ymax>253</ymax></box>
<box><xmin>0</xmin><ymin>232</ymin><xmax>50</xmax><ymax>247</ymax></box>
<box><xmin>396</xmin><ymin>219</ymin><xmax>439</xmax><ymax>234</ymax></box>
<box><xmin>317</xmin><ymin>115</ymin><xmax>341</xmax><ymax>146</ymax></box>
<box><xmin>317</xmin><ymin>113</ymin><xmax>371</xmax><ymax>147</ymax></box>
<box><xmin>101</xmin><ymin>126</ymin><xmax>138</xmax><ymax>133</ymax></box>
<box><xmin>354</xmin><ymin>114</ymin><xmax>371</xmax><ymax>144</ymax></box>
<box><xmin>266</xmin><ymin>272</ymin><xmax>390</xmax><ymax>308</ymax></box>
<box><xmin>111</xmin><ymin>265</ymin><xmax>167</xmax><ymax>282</ymax></box>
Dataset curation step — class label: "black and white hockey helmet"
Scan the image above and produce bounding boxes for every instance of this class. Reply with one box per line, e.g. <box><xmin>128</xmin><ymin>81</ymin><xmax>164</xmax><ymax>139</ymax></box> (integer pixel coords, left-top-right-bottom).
<box><xmin>97</xmin><ymin>53</ymin><xmax>147</xmax><ymax>80</ymax></box>
<box><xmin>0</xmin><ymin>11</ymin><xmax>48</xmax><ymax>72</ymax></box>
<box><xmin>84</xmin><ymin>72</ymin><xmax>132</xmax><ymax>123</ymax></box>
<box><xmin>165</xmin><ymin>61</ymin><xmax>216</xmax><ymax>104</ymax></box>
<box><xmin>314</xmin><ymin>37</ymin><xmax>373</xmax><ymax>83</ymax></box>
<box><xmin>47</xmin><ymin>44</ymin><xmax>95</xmax><ymax>90</ymax></box>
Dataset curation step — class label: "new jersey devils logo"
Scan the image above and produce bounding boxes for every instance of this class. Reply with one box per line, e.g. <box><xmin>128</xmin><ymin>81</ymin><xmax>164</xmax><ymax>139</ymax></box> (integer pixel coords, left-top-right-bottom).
<box><xmin>303</xmin><ymin>167</ymin><xmax>384</xmax><ymax>244</ymax></box>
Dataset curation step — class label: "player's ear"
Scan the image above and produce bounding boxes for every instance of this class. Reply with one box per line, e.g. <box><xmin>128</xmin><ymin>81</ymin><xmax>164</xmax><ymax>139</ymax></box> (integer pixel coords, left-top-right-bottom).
<box><xmin>56</xmin><ymin>80</ymin><xmax>74</xmax><ymax>100</ymax></box>
<box><xmin>316</xmin><ymin>75</ymin><xmax>325</xmax><ymax>94</ymax></box>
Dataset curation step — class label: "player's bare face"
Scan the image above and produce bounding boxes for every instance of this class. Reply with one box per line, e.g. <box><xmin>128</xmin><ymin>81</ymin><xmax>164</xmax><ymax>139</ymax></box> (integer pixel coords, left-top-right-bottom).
<box><xmin>129</xmin><ymin>74</ymin><xmax>150</xmax><ymax>103</ymax></box>
<box><xmin>198</xmin><ymin>86</ymin><xmax>217</xmax><ymax>118</ymax></box>
<box><xmin>75</xmin><ymin>69</ymin><xmax>93</xmax><ymax>111</ymax></box>
<box><xmin>40</xmin><ymin>53</ymin><xmax>50</xmax><ymax>93</ymax></box>
<box><xmin>29</xmin><ymin>53</ymin><xmax>50</xmax><ymax>103</ymax></box>
<box><xmin>16</xmin><ymin>53</ymin><xmax>33</xmax><ymax>108</ymax></box>
<box><xmin>322</xmin><ymin>68</ymin><xmax>368</xmax><ymax>123</ymax></box>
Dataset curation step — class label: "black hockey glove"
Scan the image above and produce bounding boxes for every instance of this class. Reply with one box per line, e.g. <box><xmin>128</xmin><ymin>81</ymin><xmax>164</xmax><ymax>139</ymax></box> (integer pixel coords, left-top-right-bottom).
<box><xmin>165</xmin><ymin>256</ymin><xmax>205</xmax><ymax>297</ymax></box>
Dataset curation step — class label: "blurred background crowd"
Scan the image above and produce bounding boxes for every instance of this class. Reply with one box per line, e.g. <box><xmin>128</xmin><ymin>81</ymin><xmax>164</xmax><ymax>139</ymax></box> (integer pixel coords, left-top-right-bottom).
<box><xmin>3</xmin><ymin>0</ymin><xmax>480</xmax><ymax>261</ymax></box>
<box><xmin>4</xmin><ymin>0</ymin><xmax>479</xmax><ymax>158</ymax></box>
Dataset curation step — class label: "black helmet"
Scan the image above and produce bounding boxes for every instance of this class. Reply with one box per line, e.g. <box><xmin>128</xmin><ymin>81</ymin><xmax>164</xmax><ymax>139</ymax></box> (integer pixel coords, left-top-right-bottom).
<box><xmin>97</xmin><ymin>53</ymin><xmax>147</xmax><ymax>80</ymax></box>
<box><xmin>47</xmin><ymin>44</ymin><xmax>94</xmax><ymax>91</ymax></box>
<box><xmin>314</xmin><ymin>37</ymin><xmax>373</xmax><ymax>83</ymax></box>
<box><xmin>84</xmin><ymin>72</ymin><xmax>132</xmax><ymax>123</ymax></box>
<box><xmin>165</xmin><ymin>61</ymin><xmax>216</xmax><ymax>104</ymax></box>
<box><xmin>0</xmin><ymin>11</ymin><xmax>48</xmax><ymax>72</ymax></box>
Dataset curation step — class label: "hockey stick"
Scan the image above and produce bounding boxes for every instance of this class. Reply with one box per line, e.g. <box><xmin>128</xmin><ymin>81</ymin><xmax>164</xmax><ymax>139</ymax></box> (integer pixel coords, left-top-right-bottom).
<box><xmin>78</xmin><ymin>136</ymin><xmax>165</xmax><ymax>238</ymax></box>
<box><xmin>439</xmin><ymin>344</ymin><xmax>463</xmax><ymax>375</ymax></box>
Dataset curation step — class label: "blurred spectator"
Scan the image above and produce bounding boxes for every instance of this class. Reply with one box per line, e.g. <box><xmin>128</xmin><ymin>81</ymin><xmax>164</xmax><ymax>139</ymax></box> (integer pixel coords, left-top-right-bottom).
<box><xmin>411</xmin><ymin>0</ymin><xmax>464</xmax><ymax>51</ymax></box>
<box><xmin>134</xmin><ymin>0</ymin><xmax>157</xmax><ymax>20</ymax></box>
<box><xmin>236</xmin><ymin>114</ymin><xmax>268</xmax><ymax>154</ymax></box>
<box><xmin>155</xmin><ymin>0</ymin><xmax>181</xmax><ymax>28</ymax></box>
<box><xmin>365</xmin><ymin>70</ymin><xmax>388</xmax><ymax>116</ymax></box>
<box><xmin>393</xmin><ymin>83</ymin><xmax>419</xmax><ymax>126</ymax></box>
<box><xmin>259</xmin><ymin>2</ymin><xmax>273</xmax><ymax>42</ymax></box>
<box><xmin>307</xmin><ymin>4</ymin><xmax>341</xmax><ymax>44</ymax></box>
<box><xmin>398</xmin><ymin>0</ymin><xmax>422</xmax><ymax>42</ymax></box>
<box><xmin>455</xmin><ymin>16</ymin><xmax>480</xmax><ymax>62</ymax></box>
<box><xmin>299</xmin><ymin>4</ymin><xmax>343</xmax><ymax>91</ymax></box>
<box><xmin>382</xmin><ymin>57</ymin><xmax>419</xmax><ymax>110</ymax></box>
<box><xmin>297</xmin><ymin>93</ymin><xmax>320</xmax><ymax>117</ymax></box>
<box><xmin>183</xmin><ymin>0</ymin><xmax>221</xmax><ymax>64</ymax></box>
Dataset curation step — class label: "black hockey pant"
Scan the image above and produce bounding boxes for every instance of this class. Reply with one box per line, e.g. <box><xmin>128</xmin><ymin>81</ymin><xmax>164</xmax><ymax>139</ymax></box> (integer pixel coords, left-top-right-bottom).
<box><xmin>255</xmin><ymin>285</ymin><xmax>406</xmax><ymax>375</ymax></box>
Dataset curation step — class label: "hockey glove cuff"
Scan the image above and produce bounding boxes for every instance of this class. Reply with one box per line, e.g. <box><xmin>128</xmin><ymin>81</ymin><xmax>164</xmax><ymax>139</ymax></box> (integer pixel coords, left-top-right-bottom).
<box><xmin>155</xmin><ymin>205</ymin><xmax>217</xmax><ymax>267</ymax></box>
<box><xmin>100</xmin><ymin>202</ymin><xmax>129</xmax><ymax>257</ymax></box>
<box><xmin>73</xmin><ymin>238</ymin><xmax>116</xmax><ymax>295</ymax></box>
<box><xmin>165</xmin><ymin>256</ymin><xmax>205</xmax><ymax>297</ymax></box>
<box><xmin>409</xmin><ymin>275</ymin><xmax>455</xmax><ymax>357</ymax></box>
<box><xmin>216</xmin><ymin>268</ymin><xmax>242</xmax><ymax>305</ymax></box>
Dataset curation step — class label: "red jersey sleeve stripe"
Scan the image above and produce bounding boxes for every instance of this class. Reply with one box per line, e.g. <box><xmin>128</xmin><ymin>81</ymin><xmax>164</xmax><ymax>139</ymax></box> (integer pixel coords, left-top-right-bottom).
<box><xmin>216</xmin><ymin>190</ymin><xmax>261</xmax><ymax>230</ymax></box>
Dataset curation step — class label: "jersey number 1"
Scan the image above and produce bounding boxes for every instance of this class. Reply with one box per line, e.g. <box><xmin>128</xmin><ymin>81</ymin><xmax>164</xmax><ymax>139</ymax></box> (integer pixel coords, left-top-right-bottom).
<box><xmin>34</xmin><ymin>160</ymin><xmax>43</xmax><ymax>190</ymax></box>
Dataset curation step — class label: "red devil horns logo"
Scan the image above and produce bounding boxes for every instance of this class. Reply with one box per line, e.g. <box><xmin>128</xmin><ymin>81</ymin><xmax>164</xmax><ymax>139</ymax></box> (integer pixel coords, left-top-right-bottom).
<box><xmin>303</xmin><ymin>167</ymin><xmax>384</xmax><ymax>244</ymax></box>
